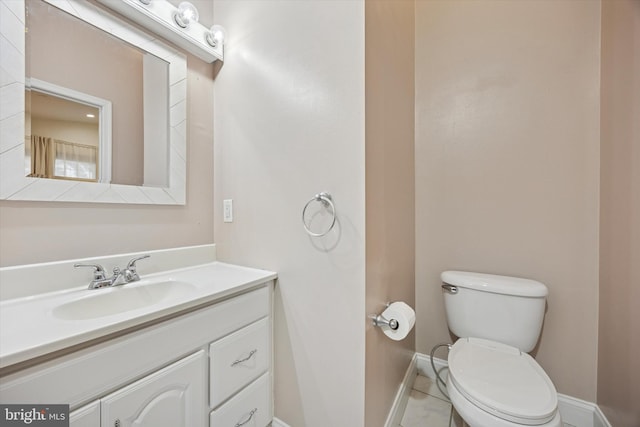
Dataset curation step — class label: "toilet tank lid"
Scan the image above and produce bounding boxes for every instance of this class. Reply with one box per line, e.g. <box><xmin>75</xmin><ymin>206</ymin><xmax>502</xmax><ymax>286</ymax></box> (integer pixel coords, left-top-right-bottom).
<box><xmin>441</xmin><ymin>271</ymin><xmax>548</xmax><ymax>297</ymax></box>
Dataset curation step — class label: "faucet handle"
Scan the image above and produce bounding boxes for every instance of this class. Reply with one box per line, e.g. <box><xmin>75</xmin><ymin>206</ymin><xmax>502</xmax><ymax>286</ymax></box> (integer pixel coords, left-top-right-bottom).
<box><xmin>124</xmin><ymin>255</ymin><xmax>150</xmax><ymax>282</ymax></box>
<box><xmin>126</xmin><ymin>254</ymin><xmax>150</xmax><ymax>270</ymax></box>
<box><xmin>74</xmin><ymin>263</ymin><xmax>107</xmax><ymax>280</ymax></box>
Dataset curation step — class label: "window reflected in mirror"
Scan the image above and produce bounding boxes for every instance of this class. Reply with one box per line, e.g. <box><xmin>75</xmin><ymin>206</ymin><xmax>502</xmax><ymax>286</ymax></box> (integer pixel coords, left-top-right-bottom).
<box><xmin>25</xmin><ymin>90</ymin><xmax>100</xmax><ymax>182</ymax></box>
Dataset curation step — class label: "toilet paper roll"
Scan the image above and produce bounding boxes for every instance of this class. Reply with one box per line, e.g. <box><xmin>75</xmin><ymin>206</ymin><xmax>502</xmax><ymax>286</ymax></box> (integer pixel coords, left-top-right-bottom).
<box><xmin>381</xmin><ymin>301</ymin><xmax>415</xmax><ymax>341</ymax></box>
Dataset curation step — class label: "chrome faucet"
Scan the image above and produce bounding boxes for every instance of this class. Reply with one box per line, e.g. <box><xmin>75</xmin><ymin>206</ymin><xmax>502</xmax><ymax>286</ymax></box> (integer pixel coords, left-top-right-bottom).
<box><xmin>73</xmin><ymin>263</ymin><xmax>112</xmax><ymax>289</ymax></box>
<box><xmin>75</xmin><ymin>255</ymin><xmax>150</xmax><ymax>290</ymax></box>
<box><xmin>122</xmin><ymin>255</ymin><xmax>151</xmax><ymax>283</ymax></box>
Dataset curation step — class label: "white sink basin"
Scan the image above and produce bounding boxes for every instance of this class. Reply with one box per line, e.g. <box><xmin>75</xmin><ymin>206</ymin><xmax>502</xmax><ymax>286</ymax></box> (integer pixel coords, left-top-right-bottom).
<box><xmin>52</xmin><ymin>279</ymin><xmax>197</xmax><ymax>320</ymax></box>
<box><xmin>0</xmin><ymin>261</ymin><xmax>278</xmax><ymax>369</ymax></box>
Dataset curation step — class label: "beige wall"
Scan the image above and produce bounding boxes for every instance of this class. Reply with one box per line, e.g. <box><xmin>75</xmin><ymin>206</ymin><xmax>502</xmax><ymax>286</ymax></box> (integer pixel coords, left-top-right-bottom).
<box><xmin>364</xmin><ymin>1</ymin><xmax>415</xmax><ymax>426</ymax></box>
<box><xmin>598</xmin><ymin>0</ymin><xmax>640</xmax><ymax>425</ymax></box>
<box><xmin>0</xmin><ymin>53</ymin><xmax>215</xmax><ymax>267</ymax></box>
<box><xmin>212</xmin><ymin>1</ymin><xmax>366</xmax><ymax>425</ymax></box>
<box><xmin>415</xmin><ymin>0</ymin><xmax>601</xmax><ymax>401</ymax></box>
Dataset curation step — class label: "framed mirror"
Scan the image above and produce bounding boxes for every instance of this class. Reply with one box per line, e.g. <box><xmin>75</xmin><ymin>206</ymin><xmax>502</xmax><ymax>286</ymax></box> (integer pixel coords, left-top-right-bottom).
<box><xmin>0</xmin><ymin>0</ymin><xmax>187</xmax><ymax>204</ymax></box>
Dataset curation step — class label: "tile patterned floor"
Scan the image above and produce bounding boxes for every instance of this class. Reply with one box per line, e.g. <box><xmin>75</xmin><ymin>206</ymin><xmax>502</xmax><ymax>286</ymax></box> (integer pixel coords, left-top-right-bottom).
<box><xmin>401</xmin><ymin>375</ymin><xmax>576</xmax><ymax>427</ymax></box>
<box><xmin>400</xmin><ymin>375</ymin><xmax>465</xmax><ymax>427</ymax></box>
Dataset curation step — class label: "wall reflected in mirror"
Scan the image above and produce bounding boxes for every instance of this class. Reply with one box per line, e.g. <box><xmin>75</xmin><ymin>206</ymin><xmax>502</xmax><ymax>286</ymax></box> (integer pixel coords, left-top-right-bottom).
<box><xmin>24</xmin><ymin>0</ymin><xmax>170</xmax><ymax>187</ymax></box>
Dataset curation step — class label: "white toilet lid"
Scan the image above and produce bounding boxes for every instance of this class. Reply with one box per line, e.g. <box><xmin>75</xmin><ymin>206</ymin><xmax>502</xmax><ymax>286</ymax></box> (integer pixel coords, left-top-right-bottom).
<box><xmin>448</xmin><ymin>338</ymin><xmax>558</xmax><ymax>425</ymax></box>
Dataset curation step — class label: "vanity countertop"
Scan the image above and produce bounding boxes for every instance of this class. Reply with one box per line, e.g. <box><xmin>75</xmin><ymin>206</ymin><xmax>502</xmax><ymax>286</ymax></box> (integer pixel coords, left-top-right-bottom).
<box><xmin>0</xmin><ymin>262</ymin><xmax>276</xmax><ymax>370</ymax></box>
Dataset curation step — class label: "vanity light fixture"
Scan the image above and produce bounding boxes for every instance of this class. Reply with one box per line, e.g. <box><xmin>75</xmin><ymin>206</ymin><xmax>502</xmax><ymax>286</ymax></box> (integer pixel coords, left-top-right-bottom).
<box><xmin>173</xmin><ymin>1</ymin><xmax>199</xmax><ymax>29</ymax></box>
<box><xmin>95</xmin><ymin>0</ymin><xmax>223</xmax><ymax>63</ymax></box>
<box><xmin>206</xmin><ymin>25</ymin><xmax>226</xmax><ymax>48</ymax></box>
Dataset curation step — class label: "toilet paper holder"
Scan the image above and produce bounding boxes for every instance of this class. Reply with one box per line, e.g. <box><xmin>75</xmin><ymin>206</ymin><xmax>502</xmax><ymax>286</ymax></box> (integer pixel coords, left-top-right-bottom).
<box><xmin>370</xmin><ymin>302</ymin><xmax>399</xmax><ymax>330</ymax></box>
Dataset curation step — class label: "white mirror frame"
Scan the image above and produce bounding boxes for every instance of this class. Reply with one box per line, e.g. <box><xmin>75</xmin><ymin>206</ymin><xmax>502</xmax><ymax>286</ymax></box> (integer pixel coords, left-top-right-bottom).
<box><xmin>0</xmin><ymin>0</ymin><xmax>187</xmax><ymax>205</ymax></box>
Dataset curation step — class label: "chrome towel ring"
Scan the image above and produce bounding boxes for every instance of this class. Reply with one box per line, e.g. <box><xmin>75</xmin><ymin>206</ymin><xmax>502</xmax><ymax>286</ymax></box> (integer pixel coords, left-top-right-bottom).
<box><xmin>302</xmin><ymin>192</ymin><xmax>337</xmax><ymax>237</ymax></box>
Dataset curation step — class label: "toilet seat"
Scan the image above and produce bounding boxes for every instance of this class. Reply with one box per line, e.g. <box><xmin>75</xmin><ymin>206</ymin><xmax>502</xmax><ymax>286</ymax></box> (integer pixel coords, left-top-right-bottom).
<box><xmin>448</xmin><ymin>337</ymin><xmax>558</xmax><ymax>425</ymax></box>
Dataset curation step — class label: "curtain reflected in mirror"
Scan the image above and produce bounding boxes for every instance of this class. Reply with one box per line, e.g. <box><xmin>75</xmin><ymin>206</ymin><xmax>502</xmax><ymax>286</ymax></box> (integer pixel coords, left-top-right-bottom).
<box><xmin>27</xmin><ymin>136</ymin><xmax>98</xmax><ymax>182</ymax></box>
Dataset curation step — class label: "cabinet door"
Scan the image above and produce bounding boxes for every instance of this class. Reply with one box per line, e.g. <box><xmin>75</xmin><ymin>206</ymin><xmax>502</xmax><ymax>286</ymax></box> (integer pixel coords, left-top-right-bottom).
<box><xmin>70</xmin><ymin>401</ymin><xmax>100</xmax><ymax>427</ymax></box>
<box><xmin>101</xmin><ymin>351</ymin><xmax>206</xmax><ymax>427</ymax></box>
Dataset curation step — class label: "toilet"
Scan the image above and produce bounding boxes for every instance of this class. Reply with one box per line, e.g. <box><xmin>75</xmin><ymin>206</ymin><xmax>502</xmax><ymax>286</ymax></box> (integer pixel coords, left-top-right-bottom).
<box><xmin>440</xmin><ymin>271</ymin><xmax>562</xmax><ymax>427</ymax></box>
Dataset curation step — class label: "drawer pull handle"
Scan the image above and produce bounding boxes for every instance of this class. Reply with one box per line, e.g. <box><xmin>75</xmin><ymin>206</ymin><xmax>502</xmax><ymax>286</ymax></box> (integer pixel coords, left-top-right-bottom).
<box><xmin>231</xmin><ymin>349</ymin><xmax>258</xmax><ymax>367</ymax></box>
<box><xmin>235</xmin><ymin>408</ymin><xmax>258</xmax><ymax>427</ymax></box>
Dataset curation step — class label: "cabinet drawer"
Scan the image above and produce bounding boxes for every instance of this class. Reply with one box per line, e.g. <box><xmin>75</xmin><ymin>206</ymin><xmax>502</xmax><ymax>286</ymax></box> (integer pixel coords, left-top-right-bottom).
<box><xmin>209</xmin><ymin>373</ymin><xmax>271</xmax><ymax>427</ymax></box>
<box><xmin>210</xmin><ymin>317</ymin><xmax>270</xmax><ymax>408</ymax></box>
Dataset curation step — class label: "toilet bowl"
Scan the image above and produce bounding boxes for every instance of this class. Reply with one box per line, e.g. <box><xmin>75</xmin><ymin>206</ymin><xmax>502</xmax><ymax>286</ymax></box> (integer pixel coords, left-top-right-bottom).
<box><xmin>440</xmin><ymin>271</ymin><xmax>562</xmax><ymax>427</ymax></box>
<box><xmin>446</xmin><ymin>338</ymin><xmax>561</xmax><ymax>427</ymax></box>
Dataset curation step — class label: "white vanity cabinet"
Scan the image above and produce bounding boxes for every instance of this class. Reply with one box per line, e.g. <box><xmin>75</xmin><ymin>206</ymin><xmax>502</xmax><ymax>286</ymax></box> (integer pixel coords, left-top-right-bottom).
<box><xmin>101</xmin><ymin>351</ymin><xmax>207</xmax><ymax>427</ymax></box>
<box><xmin>69</xmin><ymin>351</ymin><xmax>206</xmax><ymax>427</ymax></box>
<box><xmin>70</xmin><ymin>401</ymin><xmax>100</xmax><ymax>427</ymax></box>
<box><xmin>0</xmin><ymin>282</ymin><xmax>274</xmax><ymax>427</ymax></box>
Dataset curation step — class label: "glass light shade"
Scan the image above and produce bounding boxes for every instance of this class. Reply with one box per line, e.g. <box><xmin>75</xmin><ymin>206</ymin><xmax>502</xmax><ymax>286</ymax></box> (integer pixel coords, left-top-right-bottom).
<box><xmin>206</xmin><ymin>25</ymin><xmax>226</xmax><ymax>48</ymax></box>
<box><xmin>174</xmin><ymin>1</ymin><xmax>199</xmax><ymax>28</ymax></box>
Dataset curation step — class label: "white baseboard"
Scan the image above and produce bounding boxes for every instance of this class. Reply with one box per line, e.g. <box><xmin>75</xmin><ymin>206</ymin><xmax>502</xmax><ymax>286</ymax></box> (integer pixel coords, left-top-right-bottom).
<box><xmin>592</xmin><ymin>405</ymin><xmax>613</xmax><ymax>427</ymax></box>
<box><xmin>384</xmin><ymin>353</ymin><xmax>419</xmax><ymax>427</ymax></box>
<box><xmin>557</xmin><ymin>394</ymin><xmax>612</xmax><ymax>427</ymax></box>
<box><xmin>271</xmin><ymin>417</ymin><xmax>292</xmax><ymax>427</ymax></box>
<box><xmin>386</xmin><ymin>352</ymin><xmax>612</xmax><ymax>427</ymax></box>
<box><xmin>415</xmin><ymin>351</ymin><xmax>449</xmax><ymax>381</ymax></box>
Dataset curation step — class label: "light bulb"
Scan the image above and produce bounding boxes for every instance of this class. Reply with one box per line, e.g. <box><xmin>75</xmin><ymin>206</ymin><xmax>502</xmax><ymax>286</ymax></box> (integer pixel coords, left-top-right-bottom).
<box><xmin>174</xmin><ymin>1</ymin><xmax>199</xmax><ymax>28</ymax></box>
<box><xmin>206</xmin><ymin>25</ymin><xmax>226</xmax><ymax>48</ymax></box>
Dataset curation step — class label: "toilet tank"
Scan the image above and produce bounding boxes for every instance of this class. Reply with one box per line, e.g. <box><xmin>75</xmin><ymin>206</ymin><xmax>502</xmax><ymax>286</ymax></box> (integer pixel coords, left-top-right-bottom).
<box><xmin>441</xmin><ymin>271</ymin><xmax>548</xmax><ymax>353</ymax></box>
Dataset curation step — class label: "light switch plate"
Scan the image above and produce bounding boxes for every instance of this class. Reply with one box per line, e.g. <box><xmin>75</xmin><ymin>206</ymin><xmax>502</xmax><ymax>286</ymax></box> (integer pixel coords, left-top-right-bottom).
<box><xmin>223</xmin><ymin>199</ymin><xmax>233</xmax><ymax>223</ymax></box>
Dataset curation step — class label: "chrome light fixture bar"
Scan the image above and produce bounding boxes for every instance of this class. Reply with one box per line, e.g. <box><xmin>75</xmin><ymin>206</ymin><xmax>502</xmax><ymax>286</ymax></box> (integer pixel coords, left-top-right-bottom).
<box><xmin>95</xmin><ymin>0</ymin><xmax>224</xmax><ymax>63</ymax></box>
